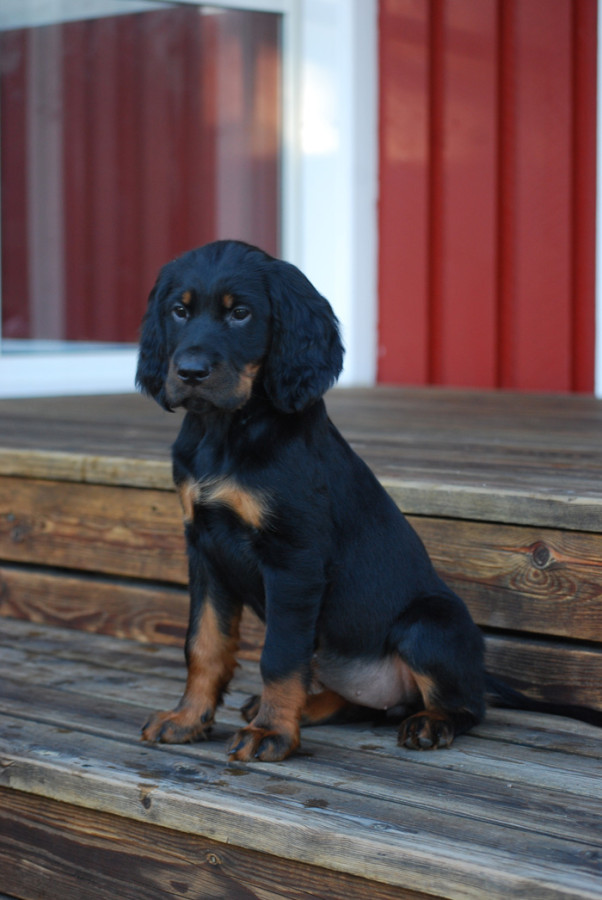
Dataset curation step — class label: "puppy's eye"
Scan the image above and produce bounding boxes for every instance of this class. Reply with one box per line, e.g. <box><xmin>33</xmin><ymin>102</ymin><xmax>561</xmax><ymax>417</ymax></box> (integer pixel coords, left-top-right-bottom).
<box><xmin>230</xmin><ymin>307</ymin><xmax>251</xmax><ymax>322</ymax></box>
<box><xmin>172</xmin><ymin>304</ymin><xmax>189</xmax><ymax>321</ymax></box>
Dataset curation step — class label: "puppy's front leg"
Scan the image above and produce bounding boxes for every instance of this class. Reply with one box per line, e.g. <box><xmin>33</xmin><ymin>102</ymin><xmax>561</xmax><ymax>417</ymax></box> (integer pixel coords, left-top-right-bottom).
<box><xmin>229</xmin><ymin>570</ymin><xmax>321</xmax><ymax>762</ymax></box>
<box><xmin>142</xmin><ymin>590</ymin><xmax>240</xmax><ymax>745</ymax></box>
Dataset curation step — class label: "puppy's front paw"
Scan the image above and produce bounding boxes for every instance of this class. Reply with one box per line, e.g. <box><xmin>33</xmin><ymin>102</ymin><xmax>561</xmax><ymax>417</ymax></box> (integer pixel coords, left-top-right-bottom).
<box><xmin>141</xmin><ymin>708</ymin><xmax>213</xmax><ymax>744</ymax></box>
<box><xmin>228</xmin><ymin>725</ymin><xmax>299</xmax><ymax>762</ymax></box>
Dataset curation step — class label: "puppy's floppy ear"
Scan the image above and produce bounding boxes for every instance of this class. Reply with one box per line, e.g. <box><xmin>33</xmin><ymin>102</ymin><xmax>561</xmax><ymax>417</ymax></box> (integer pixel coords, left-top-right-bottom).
<box><xmin>263</xmin><ymin>259</ymin><xmax>344</xmax><ymax>413</ymax></box>
<box><xmin>136</xmin><ymin>275</ymin><xmax>172</xmax><ymax>411</ymax></box>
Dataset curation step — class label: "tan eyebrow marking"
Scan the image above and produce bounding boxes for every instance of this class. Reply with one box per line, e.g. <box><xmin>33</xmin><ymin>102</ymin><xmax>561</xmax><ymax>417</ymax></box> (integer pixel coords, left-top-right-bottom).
<box><xmin>181</xmin><ymin>291</ymin><xmax>192</xmax><ymax>306</ymax></box>
<box><xmin>222</xmin><ymin>294</ymin><xmax>234</xmax><ymax>309</ymax></box>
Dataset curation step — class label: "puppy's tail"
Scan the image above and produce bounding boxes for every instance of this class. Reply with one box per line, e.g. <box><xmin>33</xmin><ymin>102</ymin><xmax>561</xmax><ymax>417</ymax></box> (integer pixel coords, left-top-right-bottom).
<box><xmin>485</xmin><ymin>673</ymin><xmax>602</xmax><ymax>728</ymax></box>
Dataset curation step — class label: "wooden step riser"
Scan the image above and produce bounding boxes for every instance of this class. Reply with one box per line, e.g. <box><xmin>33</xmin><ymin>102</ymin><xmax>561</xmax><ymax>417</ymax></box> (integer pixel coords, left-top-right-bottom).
<box><xmin>2</xmin><ymin>473</ymin><xmax>601</xmax><ymax>710</ymax></box>
<box><xmin>0</xmin><ymin>788</ymin><xmax>416</xmax><ymax>900</ymax></box>
<box><xmin>1</xmin><ymin>562</ymin><xmax>601</xmax><ymax>711</ymax></box>
<box><xmin>2</xmin><ymin>475</ymin><xmax>601</xmax><ymax>641</ymax></box>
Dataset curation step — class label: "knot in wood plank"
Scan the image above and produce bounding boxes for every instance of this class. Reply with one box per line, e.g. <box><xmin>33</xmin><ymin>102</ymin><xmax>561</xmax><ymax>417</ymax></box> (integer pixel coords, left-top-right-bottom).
<box><xmin>530</xmin><ymin>542</ymin><xmax>552</xmax><ymax>569</ymax></box>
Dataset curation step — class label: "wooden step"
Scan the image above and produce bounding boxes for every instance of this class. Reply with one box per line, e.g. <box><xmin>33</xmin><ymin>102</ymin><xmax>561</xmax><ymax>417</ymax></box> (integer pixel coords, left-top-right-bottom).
<box><xmin>1</xmin><ymin>388</ymin><xmax>602</xmax><ymax>899</ymax></box>
<box><xmin>1</xmin><ymin>388</ymin><xmax>601</xmax><ymax>711</ymax></box>
<box><xmin>1</xmin><ymin>618</ymin><xmax>601</xmax><ymax>900</ymax></box>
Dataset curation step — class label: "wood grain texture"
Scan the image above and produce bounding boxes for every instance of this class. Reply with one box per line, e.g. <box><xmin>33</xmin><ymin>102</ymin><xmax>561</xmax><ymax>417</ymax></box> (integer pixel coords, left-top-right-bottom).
<box><xmin>0</xmin><ymin>564</ymin><xmax>265</xmax><ymax>661</ymax></box>
<box><xmin>1</xmin><ymin>388</ymin><xmax>601</xmax><ymax>529</ymax></box>
<box><xmin>0</xmin><ymin>448</ymin><xmax>172</xmax><ymax>490</ymax></box>
<box><xmin>0</xmin><ymin>476</ymin><xmax>187</xmax><ymax>583</ymax></box>
<box><xmin>1</xmin><ymin>619</ymin><xmax>601</xmax><ymax>900</ymax></box>
<box><xmin>485</xmin><ymin>634</ymin><xmax>602</xmax><ymax>711</ymax></box>
<box><xmin>0</xmin><ymin>788</ymin><xmax>424</xmax><ymax>900</ymax></box>
<box><xmin>0</xmin><ymin>565</ymin><xmax>189</xmax><ymax>646</ymax></box>
<box><xmin>409</xmin><ymin>517</ymin><xmax>602</xmax><ymax>641</ymax></box>
<box><xmin>2</xmin><ymin>472</ymin><xmax>600</xmax><ymax>646</ymax></box>
<box><xmin>1</xmin><ymin>564</ymin><xmax>599</xmax><ymax>710</ymax></box>
<box><xmin>1</xmin><ymin>388</ymin><xmax>601</xmax><ymax>710</ymax></box>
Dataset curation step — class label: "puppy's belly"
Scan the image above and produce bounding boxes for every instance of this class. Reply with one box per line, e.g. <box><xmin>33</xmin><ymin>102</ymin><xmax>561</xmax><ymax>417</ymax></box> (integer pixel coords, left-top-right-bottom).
<box><xmin>313</xmin><ymin>652</ymin><xmax>421</xmax><ymax>710</ymax></box>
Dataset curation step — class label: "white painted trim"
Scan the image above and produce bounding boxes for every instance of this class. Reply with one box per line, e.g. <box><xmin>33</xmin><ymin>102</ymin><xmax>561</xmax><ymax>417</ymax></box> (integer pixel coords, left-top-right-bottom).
<box><xmin>291</xmin><ymin>0</ymin><xmax>378</xmax><ymax>386</ymax></box>
<box><xmin>0</xmin><ymin>350</ymin><xmax>138</xmax><ymax>398</ymax></box>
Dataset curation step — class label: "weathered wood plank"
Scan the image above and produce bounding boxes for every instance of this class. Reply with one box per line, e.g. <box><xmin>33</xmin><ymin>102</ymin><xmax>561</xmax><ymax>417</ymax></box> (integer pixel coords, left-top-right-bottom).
<box><xmin>2</xmin><ymin>712</ymin><xmax>601</xmax><ymax>899</ymax></box>
<box><xmin>1</xmin><ymin>619</ymin><xmax>601</xmax><ymax>899</ymax></box>
<box><xmin>2</xmin><ymin>614</ymin><xmax>600</xmax><ymax>758</ymax></box>
<box><xmin>0</xmin><ymin>787</ymin><xmax>423</xmax><ymax>900</ymax></box>
<box><xmin>409</xmin><ymin>517</ymin><xmax>602</xmax><ymax>641</ymax></box>
<box><xmin>0</xmin><ymin>448</ymin><xmax>172</xmax><ymax>490</ymax></box>
<box><xmin>2</xmin><ymin>445</ymin><xmax>600</xmax><ymax>531</ymax></box>
<box><xmin>1</xmin><ymin>669</ymin><xmax>601</xmax><ymax>804</ymax></box>
<box><xmin>2</xmin><ymin>477</ymin><xmax>602</xmax><ymax>647</ymax></box>
<box><xmin>0</xmin><ymin>477</ymin><xmax>187</xmax><ymax>583</ymax></box>
<box><xmin>0</xmin><ymin>621</ymin><xmax>601</xmax><ymax>795</ymax></box>
<box><xmin>485</xmin><ymin>634</ymin><xmax>602</xmax><ymax>710</ymax></box>
<box><xmin>0</xmin><ymin>565</ymin><xmax>188</xmax><ymax>646</ymax></box>
<box><xmin>1</xmin><ymin>562</ymin><xmax>600</xmax><ymax>709</ymax></box>
<box><xmin>388</xmin><ymin>479</ymin><xmax>602</xmax><ymax>533</ymax></box>
<box><xmin>0</xmin><ymin>566</ymin><xmax>263</xmax><ymax>658</ymax></box>
<box><xmin>1</xmin><ymin>388</ymin><xmax>602</xmax><ymax>529</ymax></box>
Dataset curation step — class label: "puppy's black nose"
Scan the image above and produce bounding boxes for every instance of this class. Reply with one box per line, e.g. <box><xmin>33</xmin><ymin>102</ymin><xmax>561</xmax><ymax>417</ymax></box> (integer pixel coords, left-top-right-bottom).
<box><xmin>177</xmin><ymin>356</ymin><xmax>212</xmax><ymax>385</ymax></box>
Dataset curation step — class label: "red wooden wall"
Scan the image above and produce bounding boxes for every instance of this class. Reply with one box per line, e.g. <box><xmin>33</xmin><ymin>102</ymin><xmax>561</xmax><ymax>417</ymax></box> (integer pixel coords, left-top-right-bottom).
<box><xmin>1</xmin><ymin>7</ymin><xmax>280</xmax><ymax>343</ymax></box>
<box><xmin>378</xmin><ymin>0</ymin><xmax>597</xmax><ymax>392</ymax></box>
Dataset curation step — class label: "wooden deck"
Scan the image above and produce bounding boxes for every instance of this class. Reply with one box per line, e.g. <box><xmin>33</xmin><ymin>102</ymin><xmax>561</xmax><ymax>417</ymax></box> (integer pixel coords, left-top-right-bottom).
<box><xmin>1</xmin><ymin>617</ymin><xmax>601</xmax><ymax>900</ymax></box>
<box><xmin>0</xmin><ymin>387</ymin><xmax>602</xmax><ymax>899</ymax></box>
<box><xmin>1</xmin><ymin>387</ymin><xmax>602</xmax><ymax>529</ymax></box>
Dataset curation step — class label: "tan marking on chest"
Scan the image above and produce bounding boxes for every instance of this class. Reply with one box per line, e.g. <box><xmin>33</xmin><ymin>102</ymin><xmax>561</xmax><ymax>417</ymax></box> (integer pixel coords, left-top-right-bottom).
<box><xmin>177</xmin><ymin>479</ymin><xmax>201</xmax><ymax>524</ymax></box>
<box><xmin>177</xmin><ymin>476</ymin><xmax>269</xmax><ymax>529</ymax></box>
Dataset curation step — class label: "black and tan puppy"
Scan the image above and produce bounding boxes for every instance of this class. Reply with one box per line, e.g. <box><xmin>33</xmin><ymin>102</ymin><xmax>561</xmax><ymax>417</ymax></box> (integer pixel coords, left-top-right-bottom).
<box><xmin>136</xmin><ymin>239</ymin><xmax>485</xmax><ymax>761</ymax></box>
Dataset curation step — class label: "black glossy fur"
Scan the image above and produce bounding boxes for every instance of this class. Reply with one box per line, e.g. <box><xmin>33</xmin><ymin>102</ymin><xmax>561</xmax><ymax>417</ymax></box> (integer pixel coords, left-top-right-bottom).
<box><xmin>136</xmin><ymin>240</ymin><xmax>486</xmax><ymax>761</ymax></box>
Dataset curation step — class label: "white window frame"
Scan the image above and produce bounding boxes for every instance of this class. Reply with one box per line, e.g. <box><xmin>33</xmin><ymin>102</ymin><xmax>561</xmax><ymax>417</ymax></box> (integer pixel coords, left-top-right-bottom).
<box><xmin>0</xmin><ymin>0</ymin><xmax>378</xmax><ymax>397</ymax></box>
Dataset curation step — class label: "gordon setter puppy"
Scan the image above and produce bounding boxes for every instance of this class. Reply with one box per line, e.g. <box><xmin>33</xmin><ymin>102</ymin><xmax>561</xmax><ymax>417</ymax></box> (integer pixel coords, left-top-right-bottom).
<box><xmin>136</xmin><ymin>239</ymin><xmax>486</xmax><ymax>761</ymax></box>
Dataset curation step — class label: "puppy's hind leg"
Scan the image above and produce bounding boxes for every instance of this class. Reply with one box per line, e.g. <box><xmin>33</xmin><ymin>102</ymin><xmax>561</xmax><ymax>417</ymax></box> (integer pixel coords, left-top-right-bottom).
<box><xmin>393</xmin><ymin>593</ymin><xmax>486</xmax><ymax>750</ymax></box>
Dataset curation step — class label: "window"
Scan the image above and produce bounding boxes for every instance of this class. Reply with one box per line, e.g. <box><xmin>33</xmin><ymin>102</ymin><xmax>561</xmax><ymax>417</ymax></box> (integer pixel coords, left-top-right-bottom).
<box><xmin>0</xmin><ymin>0</ymin><xmax>282</xmax><ymax>394</ymax></box>
<box><xmin>0</xmin><ymin>0</ymin><xmax>379</xmax><ymax>397</ymax></box>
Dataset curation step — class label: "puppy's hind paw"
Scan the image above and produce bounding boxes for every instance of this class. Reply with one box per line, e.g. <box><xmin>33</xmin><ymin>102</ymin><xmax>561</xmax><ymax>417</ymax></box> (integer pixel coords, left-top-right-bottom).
<box><xmin>398</xmin><ymin>710</ymin><xmax>454</xmax><ymax>750</ymax></box>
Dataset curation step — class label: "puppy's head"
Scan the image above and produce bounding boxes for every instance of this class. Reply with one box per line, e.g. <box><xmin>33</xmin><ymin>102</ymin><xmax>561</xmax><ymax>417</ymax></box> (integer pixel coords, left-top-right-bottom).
<box><xmin>136</xmin><ymin>241</ymin><xmax>344</xmax><ymax>414</ymax></box>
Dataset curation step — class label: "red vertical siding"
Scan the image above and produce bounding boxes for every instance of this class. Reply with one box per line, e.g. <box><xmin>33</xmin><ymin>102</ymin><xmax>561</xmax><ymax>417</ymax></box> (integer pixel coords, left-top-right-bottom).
<box><xmin>431</xmin><ymin>0</ymin><xmax>499</xmax><ymax>386</ymax></box>
<box><xmin>572</xmin><ymin>0</ymin><xmax>598</xmax><ymax>392</ymax></box>
<box><xmin>62</xmin><ymin>20</ymin><xmax>91</xmax><ymax>341</ymax></box>
<box><xmin>378</xmin><ymin>0</ymin><xmax>431</xmax><ymax>384</ymax></box>
<box><xmin>378</xmin><ymin>0</ymin><xmax>597</xmax><ymax>392</ymax></box>
<box><xmin>507</xmin><ymin>0</ymin><xmax>573</xmax><ymax>390</ymax></box>
<box><xmin>91</xmin><ymin>16</ymin><xmax>121</xmax><ymax>342</ymax></box>
<box><xmin>0</xmin><ymin>30</ymin><xmax>30</xmax><ymax>338</ymax></box>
